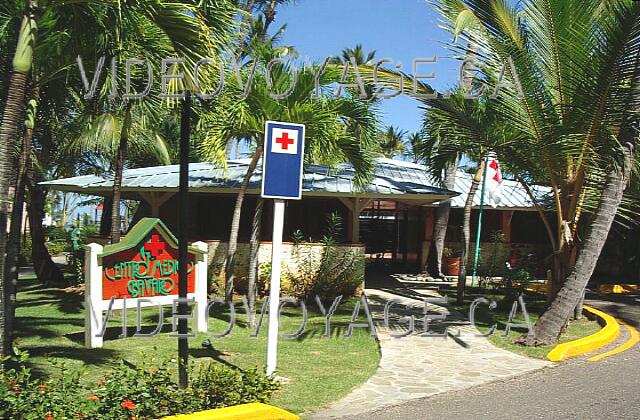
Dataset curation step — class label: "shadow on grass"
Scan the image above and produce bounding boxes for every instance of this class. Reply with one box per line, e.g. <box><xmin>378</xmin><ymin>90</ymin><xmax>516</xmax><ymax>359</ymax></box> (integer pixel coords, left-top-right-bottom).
<box><xmin>189</xmin><ymin>348</ymin><xmax>239</xmax><ymax>369</ymax></box>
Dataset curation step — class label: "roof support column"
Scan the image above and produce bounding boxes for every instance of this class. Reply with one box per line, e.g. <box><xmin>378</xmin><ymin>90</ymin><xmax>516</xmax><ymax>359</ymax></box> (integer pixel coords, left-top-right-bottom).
<box><xmin>339</xmin><ymin>198</ymin><xmax>372</xmax><ymax>243</ymax></box>
<box><xmin>139</xmin><ymin>192</ymin><xmax>174</xmax><ymax>218</ymax></box>
<box><xmin>501</xmin><ymin>210</ymin><xmax>514</xmax><ymax>243</ymax></box>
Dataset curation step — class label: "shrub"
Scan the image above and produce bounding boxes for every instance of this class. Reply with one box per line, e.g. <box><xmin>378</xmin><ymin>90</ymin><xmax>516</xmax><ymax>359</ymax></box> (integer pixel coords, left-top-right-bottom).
<box><xmin>44</xmin><ymin>226</ymin><xmax>69</xmax><ymax>242</ymax></box>
<box><xmin>45</xmin><ymin>240</ymin><xmax>70</xmax><ymax>256</ymax></box>
<box><xmin>1</xmin><ymin>349</ymin><xmax>279</xmax><ymax>419</ymax></box>
<box><xmin>287</xmin><ymin>212</ymin><xmax>364</xmax><ymax>300</ymax></box>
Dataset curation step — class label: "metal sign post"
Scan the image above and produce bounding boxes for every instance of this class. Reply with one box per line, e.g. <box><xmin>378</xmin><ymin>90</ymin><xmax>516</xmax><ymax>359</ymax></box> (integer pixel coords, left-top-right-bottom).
<box><xmin>262</xmin><ymin>121</ymin><xmax>305</xmax><ymax>376</ymax></box>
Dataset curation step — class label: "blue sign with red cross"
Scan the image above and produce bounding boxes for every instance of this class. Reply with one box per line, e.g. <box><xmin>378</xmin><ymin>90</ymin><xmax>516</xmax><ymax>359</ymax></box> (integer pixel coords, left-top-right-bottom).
<box><xmin>261</xmin><ymin>121</ymin><xmax>305</xmax><ymax>200</ymax></box>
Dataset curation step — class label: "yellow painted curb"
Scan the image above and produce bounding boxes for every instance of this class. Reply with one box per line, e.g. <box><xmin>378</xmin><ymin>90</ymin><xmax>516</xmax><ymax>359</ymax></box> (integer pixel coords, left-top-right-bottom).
<box><xmin>160</xmin><ymin>403</ymin><xmax>300</xmax><ymax>420</ymax></box>
<box><xmin>588</xmin><ymin>321</ymin><xmax>639</xmax><ymax>362</ymax></box>
<box><xmin>546</xmin><ymin>305</ymin><xmax>620</xmax><ymax>362</ymax></box>
<box><xmin>597</xmin><ymin>284</ymin><xmax>640</xmax><ymax>294</ymax></box>
<box><xmin>524</xmin><ymin>283</ymin><xmax>547</xmax><ymax>294</ymax></box>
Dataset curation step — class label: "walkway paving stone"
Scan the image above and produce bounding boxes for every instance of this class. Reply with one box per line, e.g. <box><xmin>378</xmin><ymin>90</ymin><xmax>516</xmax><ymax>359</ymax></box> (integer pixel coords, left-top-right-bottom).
<box><xmin>310</xmin><ymin>280</ymin><xmax>551</xmax><ymax>419</ymax></box>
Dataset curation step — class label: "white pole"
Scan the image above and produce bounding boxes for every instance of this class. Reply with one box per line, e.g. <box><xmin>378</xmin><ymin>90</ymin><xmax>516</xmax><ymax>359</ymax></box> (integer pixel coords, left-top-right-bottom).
<box><xmin>192</xmin><ymin>241</ymin><xmax>209</xmax><ymax>333</ymax></box>
<box><xmin>266</xmin><ymin>199</ymin><xmax>285</xmax><ymax>376</ymax></box>
<box><xmin>85</xmin><ymin>243</ymin><xmax>104</xmax><ymax>349</ymax></box>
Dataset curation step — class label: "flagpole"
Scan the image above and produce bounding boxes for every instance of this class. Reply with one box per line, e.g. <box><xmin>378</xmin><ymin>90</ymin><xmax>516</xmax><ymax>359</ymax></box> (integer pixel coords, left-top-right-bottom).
<box><xmin>471</xmin><ymin>154</ymin><xmax>489</xmax><ymax>287</ymax></box>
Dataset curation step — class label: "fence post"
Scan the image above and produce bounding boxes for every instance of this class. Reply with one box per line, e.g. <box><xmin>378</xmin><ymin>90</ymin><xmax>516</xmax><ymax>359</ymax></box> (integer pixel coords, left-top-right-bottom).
<box><xmin>192</xmin><ymin>241</ymin><xmax>209</xmax><ymax>333</ymax></box>
<box><xmin>84</xmin><ymin>243</ymin><xmax>104</xmax><ymax>348</ymax></box>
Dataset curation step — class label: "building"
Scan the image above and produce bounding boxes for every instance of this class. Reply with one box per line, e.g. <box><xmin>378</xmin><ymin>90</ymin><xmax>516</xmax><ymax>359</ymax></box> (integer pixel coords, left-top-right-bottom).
<box><xmin>42</xmin><ymin>158</ymin><xmax>553</xmax><ymax>283</ymax></box>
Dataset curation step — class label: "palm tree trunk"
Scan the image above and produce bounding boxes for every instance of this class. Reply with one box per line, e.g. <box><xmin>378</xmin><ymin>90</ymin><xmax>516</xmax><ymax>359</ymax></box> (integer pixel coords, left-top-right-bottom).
<box><xmin>234</xmin><ymin>0</ymin><xmax>256</xmax><ymax>63</ymax></box>
<box><xmin>519</xmin><ymin>146</ymin><xmax>632</xmax><ymax>345</ymax></box>
<box><xmin>27</xmin><ymin>178</ymin><xmax>65</xmax><ymax>287</ymax></box>
<box><xmin>3</xmin><ymin>122</ymin><xmax>33</xmax><ymax>350</ymax></box>
<box><xmin>456</xmin><ymin>163</ymin><xmax>483</xmax><ymax>305</ymax></box>
<box><xmin>224</xmin><ymin>145</ymin><xmax>263</xmax><ymax>301</ymax></box>
<box><xmin>0</xmin><ymin>7</ymin><xmax>36</xmax><ymax>355</ymax></box>
<box><xmin>110</xmin><ymin>106</ymin><xmax>133</xmax><ymax>243</ymax></box>
<box><xmin>427</xmin><ymin>161</ymin><xmax>457</xmax><ymax>278</ymax></box>
<box><xmin>100</xmin><ymin>196</ymin><xmax>113</xmax><ymax>237</ymax></box>
<box><xmin>247</xmin><ymin>198</ymin><xmax>263</xmax><ymax>327</ymax></box>
<box><xmin>263</xmin><ymin>0</ymin><xmax>278</xmax><ymax>35</ymax></box>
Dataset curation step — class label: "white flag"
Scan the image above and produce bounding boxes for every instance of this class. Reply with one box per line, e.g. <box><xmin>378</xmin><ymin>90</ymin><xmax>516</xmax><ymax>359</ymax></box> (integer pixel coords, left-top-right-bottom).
<box><xmin>484</xmin><ymin>156</ymin><xmax>503</xmax><ymax>208</ymax></box>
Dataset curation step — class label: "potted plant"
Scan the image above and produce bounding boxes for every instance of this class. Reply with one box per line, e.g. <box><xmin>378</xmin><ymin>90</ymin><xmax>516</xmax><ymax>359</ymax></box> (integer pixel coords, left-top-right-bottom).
<box><xmin>442</xmin><ymin>247</ymin><xmax>461</xmax><ymax>277</ymax></box>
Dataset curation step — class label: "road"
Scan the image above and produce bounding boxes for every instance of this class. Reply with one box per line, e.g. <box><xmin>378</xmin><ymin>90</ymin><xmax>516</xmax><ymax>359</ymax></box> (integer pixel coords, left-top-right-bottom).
<box><xmin>343</xmin><ymin>294</ymin><xmax>640</xmax><ymax>420</ymax></box>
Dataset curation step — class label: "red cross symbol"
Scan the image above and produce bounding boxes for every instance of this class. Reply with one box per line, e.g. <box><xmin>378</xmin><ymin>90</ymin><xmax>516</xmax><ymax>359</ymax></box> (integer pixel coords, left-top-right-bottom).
<box><xmin>144</xmin><ymin>234</ymin><xmax>166</xmax><ymax>258</ymax></box>
<box><xmin>275</xmin><ymin>132</ymin><xmax>295</xmax><ymax>150</ymax></box>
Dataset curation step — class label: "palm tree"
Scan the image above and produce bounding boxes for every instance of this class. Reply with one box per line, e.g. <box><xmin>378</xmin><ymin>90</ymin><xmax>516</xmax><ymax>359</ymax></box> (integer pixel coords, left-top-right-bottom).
<box><xmin>404</xmin><ymin>132</ymin><xmax>424</xmax><ymax>163</ymax></box>
<box><xmin>0</xmin><ymin>0</ymin><xmax>236</xmax><ymax>353</ymax></box>
<box><xmin>426</xmin><ymin>0</ymin><xmax>640</xmax><ymax>343</ymax></box>
<box><xmin>200</xmin><ymin>50</ymin><xmax>379</xmax><ymax>301</ymax></box>
<box><xmin>340</xmin><ymin>44</ymin><xmax>377</xmax><ymax>67</ymax></box>
<box><xmin>378</xmin><ymin>125</ymin><xmax>407</xmax><ymax>158</ymax></box>
<box><xmin>82</xmin><ymin>1</ymin><xmax>233</xmax><ymax>242</ymax></box>
<box><xmin>421</xmin><ymin>91</ymin><xmax>506</xmax><ymax>302</ymax></box>
<box><xmin>0</xmin><ymin>0</ymin><xmax>37</xmax><ymax>354</ymax></box>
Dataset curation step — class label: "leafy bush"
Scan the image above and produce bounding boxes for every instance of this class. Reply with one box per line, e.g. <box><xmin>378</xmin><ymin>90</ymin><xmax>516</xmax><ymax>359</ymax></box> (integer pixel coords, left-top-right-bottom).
<box><xmin>44</xmin><ymin>226</ymin><xmax>69</xmax><ymax>242</ymax></box>
<box><xmin>45</xmin><ymin>240</ymin><xmax>70</xmax><ymax>256</ymax></box>
<box><xmin>1</xmin><ymin>349</ymin><xmax>279</xmax><ymax>419</ymax></box>
<box><xmin>287</xmin><ymin>213</ymin><xmax>364</xmax><ymax>300</ymax></box>
<box><xmin>500</xmin><ymin>263</ymin><xmax>534</xmax><ymax>306</ymax></box>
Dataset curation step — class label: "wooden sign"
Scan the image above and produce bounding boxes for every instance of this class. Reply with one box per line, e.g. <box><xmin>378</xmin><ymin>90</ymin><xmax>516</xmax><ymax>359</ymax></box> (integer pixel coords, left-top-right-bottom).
<box><xmin>84</xmin><ymin>218</ymin><xmax>208</xmax><ymax>348</ymax></box>
<box><xmin>101</xmin><ymin>233</ymin><xmax>196</xmax><ymax>300</ymax></box>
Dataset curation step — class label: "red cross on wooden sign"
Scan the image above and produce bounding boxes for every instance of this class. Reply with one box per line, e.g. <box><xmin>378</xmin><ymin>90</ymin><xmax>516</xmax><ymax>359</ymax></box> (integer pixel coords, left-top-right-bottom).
<box><xmin>101</xmin><ymin>229</ymin><xmax>196</xmax><ymax>300</ymax></box>
<box><xmin>144</xmin><ymin>234</ymin><xmax>166</xmax><ymax>258</ymax></box>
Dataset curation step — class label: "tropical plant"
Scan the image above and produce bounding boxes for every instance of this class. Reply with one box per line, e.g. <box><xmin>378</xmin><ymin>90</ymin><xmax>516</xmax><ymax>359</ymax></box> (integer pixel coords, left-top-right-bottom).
<box><xmin>68</xmin><ymin>0</ymin><xmax>233</xmax><ymax>242</ymax></box>
<box><xmin>426</xmin><ymin>159</ymin><xmax>458</xmax><ymax>278</ymax></box>
<box><xmin>426</xmin><ymin>0</ymin><xmax>640</xmax><ymax>343</ymax></box>
<box><xmin>199</xmin><ymin>48</ymin><xmax>379</xmax><ymax>301</ymax></box>
<box><xmin>0</xmin><ymin>349</ymin><xmax>278</xmax><ymax>419</ymax></box>
<box><xmin>404</xmin><ymin>132</ymin><xmax>424</xmax><ymax>163</ymax></box>
<box><xmin>0</xmin><ymin>0</ymin><xmax>237</xmax><ymax>354</ymax></box>
<box><xmin>377</xmin><ymin>125</ymin><xmax>407</xmax><ymax>158</ymax></box>
<box><xmin>287</xmin><ymin>212</ymin><xmax>364</xmax><ymax>300</ymax></box>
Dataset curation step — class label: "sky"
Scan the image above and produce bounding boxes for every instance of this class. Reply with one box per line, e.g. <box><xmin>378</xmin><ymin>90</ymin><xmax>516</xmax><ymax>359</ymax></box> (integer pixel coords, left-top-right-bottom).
<box><xmin>276</xmin><ymin>0</ymin><xmax>461</xmax><ymax>133</ymax></box>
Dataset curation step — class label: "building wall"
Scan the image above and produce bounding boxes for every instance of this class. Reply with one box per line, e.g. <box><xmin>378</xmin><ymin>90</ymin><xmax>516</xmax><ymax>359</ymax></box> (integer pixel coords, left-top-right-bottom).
<box><xmin>443</xmin><ymin>241</ymin><xmax>549</xmax><ymax>277</ymax></box>
<box><xmin>205</xmin><ymin>240</ymin><xmax>365</xmax><ymax>294</ymax></box>
<box><xmin>145</xmin><ymin>193</ymin><xmax>552</xmax><ymax>277</ymax></box>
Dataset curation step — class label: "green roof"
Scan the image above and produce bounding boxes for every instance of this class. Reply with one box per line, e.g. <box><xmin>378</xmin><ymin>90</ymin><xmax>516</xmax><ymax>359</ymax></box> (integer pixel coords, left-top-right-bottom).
<box><xmin>98</xmin><ymin>218</ymin><xmax>205</xmax><ymax>259</ymax></box>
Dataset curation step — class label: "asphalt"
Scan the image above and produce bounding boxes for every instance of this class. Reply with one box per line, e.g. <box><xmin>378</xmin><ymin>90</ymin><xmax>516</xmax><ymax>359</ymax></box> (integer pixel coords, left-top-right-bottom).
<box><xmin>342</xmin><ymin>294</ymin><xmax>640</xmax><ymax>420</ymax></box>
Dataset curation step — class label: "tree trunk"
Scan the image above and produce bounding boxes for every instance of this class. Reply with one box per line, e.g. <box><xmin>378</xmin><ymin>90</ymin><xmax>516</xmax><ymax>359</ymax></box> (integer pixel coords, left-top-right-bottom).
<box><xmin>224</xmin><ymin>146</ymin><xmax>263</xmax><ymax>301</ymax></box>
<box><xmin>0</xmin><ymin>2</ymin><xmax>36</xmax><ymax>354</ymax></box>
<box><xmin>456</xmin><ymin>163</ymin><xmax>483</xmax><ymax>305</ymax></box>
<box><xmin>100</xmin><ymin>196</ymin><xmax>113</xmax><ymax>237</ymax></box>
<box><xmin>247</xmin><ymin>198</ymin><xmax>263</xmax><ymax>328</ymax></box>
<box><xmin>427</xmin><ymin>161</ymin><xmax>457</xmax><ymax>278</ymax></box>
<box><xmin>3</xmin><ymin>121</ymin><xmax>33</xmax><ymax>350</ymax></box>
<box><xmin>574</xmin><ymin>289</ymin><xmax>585</xmax><ymax>320</ymax></box>
<box><xmin>234</xmin><ymin>0</ymin><xmax>257</xmax><ymax>63</ymax></box>
<box><xmin>27</xmin><ymin>180</ymin><xmax>65</xmax><ymax>286</ymax></box>
<box><xmin>519</xmin><ymin>146</ymin><xmax>632</xmax><ymax>345</ymax></box>
<box><xmin>263</xmin><ymin>0</ymin><xmax>278</xmax><ymax>35</ymax></box>
<box><xmin>110</xmin><ymin>107</ymin><xmax>133</xmax><ymax>243</ymax></box>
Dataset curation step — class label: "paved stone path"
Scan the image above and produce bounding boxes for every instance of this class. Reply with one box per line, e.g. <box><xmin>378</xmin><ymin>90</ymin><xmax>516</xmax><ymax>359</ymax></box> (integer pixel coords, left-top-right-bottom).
<box><xmin>310</xmin><ymin>277</ymin><xmax>550</xmax><ymax>419</ymax></box>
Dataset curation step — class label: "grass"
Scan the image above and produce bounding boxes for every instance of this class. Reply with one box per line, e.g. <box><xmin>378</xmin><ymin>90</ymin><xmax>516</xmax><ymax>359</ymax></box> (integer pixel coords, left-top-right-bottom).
<box><xmin>14</xmin><ymin>274</ymin><xmax>380</xmax><ymax>415</ymax></box>
<box><xmin>446</xmin><ymin>287</ymin><xmax>602</xmax><ymax>359</ymax></box>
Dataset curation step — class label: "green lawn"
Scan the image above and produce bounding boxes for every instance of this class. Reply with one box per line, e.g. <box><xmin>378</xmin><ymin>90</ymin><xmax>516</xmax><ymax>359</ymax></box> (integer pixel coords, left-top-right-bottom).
<box><xmin>14</xmin><ymin>275</ymin><xmax>380</xmax><ymax>415</ymax></box>
<box><xmin>446</xmin><ymin>287</ymin><xmax>602</xmax><ymax>359</ymax></box>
